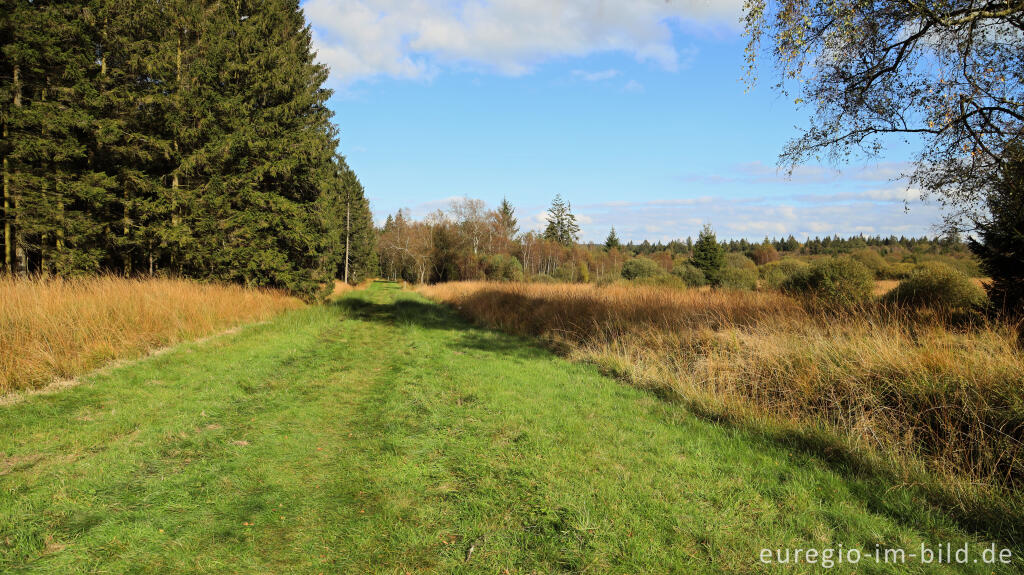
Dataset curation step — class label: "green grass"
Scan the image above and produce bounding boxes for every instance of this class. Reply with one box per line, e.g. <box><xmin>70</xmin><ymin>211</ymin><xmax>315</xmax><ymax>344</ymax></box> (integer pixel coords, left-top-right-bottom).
<box><xmin>1</xmin><ymin>281</ymin><xmax>1020</xmax><ymax>573</ymax></box>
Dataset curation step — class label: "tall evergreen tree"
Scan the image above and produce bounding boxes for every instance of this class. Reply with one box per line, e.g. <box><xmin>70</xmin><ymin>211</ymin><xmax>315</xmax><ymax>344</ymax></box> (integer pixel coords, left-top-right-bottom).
<box><xmin>336</xmin><ymin>159</ymin><xmax>377</xmax><ymax>284</ymax></box>
<box><xmin>3</xmin><ymin>1</ymin><xmax>112</xmax><ymax>275</ymax></box>
<box><xmin>692</xmin><ymin>224</ymin><xmax>725</xmax><ymax>286</ymax></box>
<box><xmin>495</xmin><ymin>197</ymin><xmax>518</xmax><ymax>241</ymax></box>
<box><xmin>543</xmin><ymin>194</ymin><xmax>580</xmax><ymax>247</ymax></box>
<box><xmin>969</xmin><ymin>144</ymin><xmax>1024</xmax><ymax>318</ymax></box>
<box><xmin>604</xmin><ymin>227</ymin><xmax>620</xmax><ymax>250</ymax></box>
<box><xmin>1</xmin><ymin>0</ymin><xmax>373</xmax><ymax>299</ymax></box>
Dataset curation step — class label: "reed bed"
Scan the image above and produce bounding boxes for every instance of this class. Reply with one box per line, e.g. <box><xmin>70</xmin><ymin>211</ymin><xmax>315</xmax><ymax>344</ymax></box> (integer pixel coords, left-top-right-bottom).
<box><xmin>420</xmin><ymin>281</ymin><xmax>1024</xmax><ymax>490</ymax></box>
<box><xmin>0</xmin><ymin>275</ymin><xmax>303</xmax><ymax>393</ymax></box>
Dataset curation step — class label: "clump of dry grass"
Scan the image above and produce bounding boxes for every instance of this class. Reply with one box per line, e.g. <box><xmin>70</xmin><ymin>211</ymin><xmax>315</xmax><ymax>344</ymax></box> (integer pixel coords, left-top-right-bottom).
<box><xmin>419</xmin><ymin>281</ymin><xmax>1024</xmax><ymax>490</ymax></box>
<box><xmin>0</xmin><ymin>275</ymin><xmax>303</xmax><ymax>393</ymax></box>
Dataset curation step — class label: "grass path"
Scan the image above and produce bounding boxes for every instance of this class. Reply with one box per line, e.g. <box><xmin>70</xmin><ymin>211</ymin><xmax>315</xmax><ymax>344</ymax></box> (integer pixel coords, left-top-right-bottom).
<box><xmin>1</xmin><ymin>281</ymin><xmax>1019</xmax><ymax>573</ymax></box>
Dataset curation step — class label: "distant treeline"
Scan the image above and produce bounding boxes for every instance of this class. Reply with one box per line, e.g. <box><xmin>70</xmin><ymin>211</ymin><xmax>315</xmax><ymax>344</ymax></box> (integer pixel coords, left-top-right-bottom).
<box><xmin>1</xmin><ymin>0</ymin><xmax>374</xmax><ymax>299</ymax></box>
<box><xmin>622</xmin><ymin>233</ymin><xmax>968</xmax><ymax>258</ymax></box>
<box><xmin>377</xmin><ymin>196</ymin><xmax>977</xmax><ymax>285</ymax></box>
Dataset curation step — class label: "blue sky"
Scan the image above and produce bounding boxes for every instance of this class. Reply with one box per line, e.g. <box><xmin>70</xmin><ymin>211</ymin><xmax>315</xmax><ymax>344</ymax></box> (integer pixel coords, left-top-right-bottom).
<box><xmin>302</xmin><ymin>0</ymin><xmax>941</xmax><ymax>243</ymax></box>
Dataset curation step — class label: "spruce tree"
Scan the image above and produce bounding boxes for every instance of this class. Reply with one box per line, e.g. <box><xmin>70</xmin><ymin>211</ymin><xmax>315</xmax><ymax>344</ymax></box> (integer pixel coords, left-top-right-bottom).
<box><xmin>89</xmin><ymin>0</ymin><xmax>173</xmax><ymax>275</ymax></box>
<box><xmin>336</xmin><ymin>159</ymin><xmax>377</xmax><ymax>284</ymax></box>
<box><xmin>543</xmin><ymin>194</ymin><xmax>580</xmax><ymax>247</ymax></box>
<box><xmin>969</xmin><ymin>144</ymin><xmax>1024</xmax><ymax>317</ymax></box>
<box><xmin>692</xmin><ymin>224</ymin><xmax>725</xmax><ymax>286</ymax></box>
<box><xmin>3</xmin><ymin>1</ymin><xmax>111</xmax><ymax>274</ymax></box>
<box><xmin>604</xmin><ymin>227</ymin><xmax>620</xmax><ymax>250</ymax></box>
<box><xmin>495</xmin><ymin>197</ymin><xmax>518</xmax><ymax>241</ymax></box>
<box><xmin>0</xmin><ymin>0</ymin><xmax>368</xmax><ymax>297</ymax></box>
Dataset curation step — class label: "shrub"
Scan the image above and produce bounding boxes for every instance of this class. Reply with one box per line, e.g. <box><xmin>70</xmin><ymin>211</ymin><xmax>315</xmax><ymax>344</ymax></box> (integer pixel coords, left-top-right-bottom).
<box><xmin>850</xmin><ymin>248</ymin><xmax>889</xmax><ymax>278</ymax></box>
<box><xmin>878</xmin><ymin>262</ymin><xmax>916</xmax><ymax>280</ymax></box>
<box><xmin>576</xmin><ymin>260</ymin><xmax>591</xmax><ymax>283</ymax></box>
<box><xmin>782</xmin><ymin>256</ymin><xmax>874</xmax><ymax>306</ymax></box>
<box><xmin>724</xmin><ymin>253</ymin><xmax>757</xmax><ymax>271</ymax></box>
<box><xmin>482</xmin><ymin>254</ymin><xmax>524</xmax><ymax>282</ymax></box>
<box><xmin>885</xmin><ymin>262</ymin><xmax>987</xmax><ymax>312</ymax></box>
<box><xmin>672</xmin><ymin>263</ymin><xmax>707</xmax><ymax>287</ymax></box>
<box><xmin>759</xmin><ymin>259</ymin><xmax>809</xmax><ymax>290</ymax></box>
<box><xmin>750</xmin><ymin>244</ymin><xmax>780</xmax><ymax>266</ymax></box>
<box><xmin>531</xmin><ymin>273</ymin><xmax>557</xmax><ymax>283</ymax></box>
<box><xmin>719</xmin><ymin>266</ymin><xmax>758</xmax><ymax>290</ymax></box>
<box><xmin>621</xmin><ymin>257</ymin><xmax>665</xmax><ymax>280</ymax></box>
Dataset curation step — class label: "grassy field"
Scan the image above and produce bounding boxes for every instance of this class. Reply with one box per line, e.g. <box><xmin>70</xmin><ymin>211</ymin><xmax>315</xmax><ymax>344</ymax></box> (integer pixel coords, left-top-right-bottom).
<box><xmin>1</xmin><ymin>281</ymin><xmax>1021</xmax><ymax>573</ymax></box>
<box><xmin>418</xmin><ymin>282</ymin><xmax>1024</xmax><ymax>510</ymax></box>
<box><xmin>0</xmin><ymin>276</ymin><xmax>303</xmax><ymax>394</ymax></box>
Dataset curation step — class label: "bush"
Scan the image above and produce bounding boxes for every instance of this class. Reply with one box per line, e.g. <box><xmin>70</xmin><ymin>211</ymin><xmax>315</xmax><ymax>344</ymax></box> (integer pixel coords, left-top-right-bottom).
<box><xmin>885</xmin><ymin>262</ymin><xmax>987</xmax><ymax>311</ymax></box>
<box><xmin>850</xmin><ymin>248</ymin><xmax>888</xmax><ymax>278</ymax></box>
<box><xmin>671</xmin><ymin>263</ymin><xmax>707</xmax><ymax>287</ymax></box>
<box><xmin>482</xmin><ymin>254</ymin><xmax>524</xmax><ymax>282</ymax></box>
<box><xmin>878</xmin><ymin>262</ymin><xmax>916</xmax><ymax>280</ymax></box>
<box><xmin>576</xmin><ymin>260</ymin><xmax>591</xmax><ymax>283</ymax></box>
<box><xmin>750</xmin><ymin>244</ymin><xmax>780</xmax><ymax>265</ymax></box>
<box><xmin>621</xmin><ymin>257</ymin><xmax>665</xmax><ymax>280</ymax></box>
<box><xmin>759</xmin><ymin>259</ymin><xmax>809</xmax><ymax>290</ymax></box>
<box><xmin>531</xmin><ymin>273</ymin><xmax>557</xmax><ymax>283</ymax></box>
<box><xmin>719</xmin><ymin>266</ymin><xmax>758</xmax><ymax>290</ymax></box>
<box><xmin>724</xmin><ymin>253</ymin><xmax>757</xmax><ymax>271</ymax></box>
<box><xmin>782</xmin><ymin>256</ymin><xmax>874</xmax><ymax>306</ymax></box>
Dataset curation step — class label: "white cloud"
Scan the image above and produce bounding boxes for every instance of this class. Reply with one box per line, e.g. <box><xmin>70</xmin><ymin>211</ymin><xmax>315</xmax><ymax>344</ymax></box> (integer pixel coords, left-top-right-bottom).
<box><xmin>302</xmin><ymin>0</ymin><xmax>742</xmax><ymax>84</ymax></box>
<box><xmin>573</xmin><ymin>192</ymin><xmax>942</xmax><ymax>242</ymax></box>
<box><xmin>571</xmin><ymin>69</ymin><xmax>620</xmax><ymax>82</ymax></box>
<box><xmin>622</xmin><ymin>79</ymin><xmax>645</xmax><ymax>93</ymax></box>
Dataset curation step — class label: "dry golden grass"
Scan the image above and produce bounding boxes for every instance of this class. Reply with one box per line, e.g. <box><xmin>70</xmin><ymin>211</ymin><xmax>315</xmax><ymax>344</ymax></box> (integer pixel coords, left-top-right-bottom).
<box><xmin>873</xmin><ymin>279</ymin><xmax>901</xmax><ymax>296</ymax></box>
<box><xmin>420</xmin><ymin>281</ymin><xmax>1024</xmax><ymax>490</ymax></box>
<box><xmin>874</xmin><ymin>277</ymin><xmax>990</xmax><ymax>296</ymax></box>
<box><xmin>0</xmin><ymin>276</ymin><xmax>303</xmax><ymax>393</ymax></box>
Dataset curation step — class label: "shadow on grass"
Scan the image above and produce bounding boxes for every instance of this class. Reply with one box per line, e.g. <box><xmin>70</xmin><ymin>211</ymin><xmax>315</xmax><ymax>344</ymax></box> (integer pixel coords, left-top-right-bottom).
<box><xmin>335</xmin><ymin>291</ymin><xmax>549</xmax><ymax>361</ymax></box>
<box><xmin>650</xmin><ymin>385</ymin><xmax>1024</xmax><ymax>548</ymax></box>
<box><xmin>340</xmin><ymin>285</ymin><xmax>1024</xmax><ymax>549</ymax></box>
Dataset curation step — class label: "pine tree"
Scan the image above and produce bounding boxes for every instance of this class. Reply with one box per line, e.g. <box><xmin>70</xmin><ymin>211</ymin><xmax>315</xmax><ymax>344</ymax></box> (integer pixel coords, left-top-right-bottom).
<box><xmin>337</xmin><ymin>159</ymin><xmax>377</xmax><ymax>284</ymax></box>
<box><xmin>3</xmin><ymin>1</ymin><xmax>112</xmax><ymax>275</ymax></box>
<box><xmin>543</xmin><ymin>194</ymin><xmax>580</xmax><ymax>247</ymax></box>
<box><xmin>692</xmin><ymin>224</ymin><xmax>725</xmax><ymax>286</ymax></box>
<box><xmin>495</xmin><ymin>197</ymin><xmax>518</xmax><ymax>241</ymax></box>
<box><xmin>604</xmin><ymin>227</ymin><xmax>620</xmax><ymax>250</ymax></box>
<box><xmin>1</xmin><ymin>0</ymin><xmax>369</xmax><ymax>298</ymax></box>
<box><xmin>969</xmin><ymin>143</ymin><xmax>1024</xmax><ymax>318</ymax></box>
<box><xmin>89</xmin><ymin>0</ymin><xmax>173</xmax><ymax>275</ymax></box>
<box><xmin>196</xmin><ymin>0</ymin><xmax>342</xmax><ymax>298</ymax></box>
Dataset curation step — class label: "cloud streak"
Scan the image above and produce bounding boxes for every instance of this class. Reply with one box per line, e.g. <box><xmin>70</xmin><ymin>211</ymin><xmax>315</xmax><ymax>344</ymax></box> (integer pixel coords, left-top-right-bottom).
<box><xmin>303</xmin><ymin>0</ymin><xmax>743</xmax><ymax>84</ymax></box>
<box><xmin>572</xmin><ymin>191</ymin><xmax>941</xmax><ymax>242</ymax></box>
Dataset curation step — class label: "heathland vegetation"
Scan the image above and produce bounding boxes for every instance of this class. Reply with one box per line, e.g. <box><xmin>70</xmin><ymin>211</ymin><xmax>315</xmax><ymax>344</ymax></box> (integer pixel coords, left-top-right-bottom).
<box><xmin>2</xmin><ymin>0</ymin><xmax>1024</xmax><ymax>571</ymax></box>
<box><xmin>419</xmin><ymin>282</ymin><xmax>1023</xmax><ymax>502</ymax></box>
<box><xmin>0</xmin><ymin>275</ymin><xmax>301</xmax><ymax>394</ymax></box>
<box><xmin>3</xmin><ymin>283</ymin><xmax>1020</xmax><ymax>572</ymax></box>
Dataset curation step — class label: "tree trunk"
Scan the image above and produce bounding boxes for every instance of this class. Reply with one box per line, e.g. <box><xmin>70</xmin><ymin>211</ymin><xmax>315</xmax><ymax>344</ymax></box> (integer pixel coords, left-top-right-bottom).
<box><xmin>344</xmin><ymin>202</ymin><xmax>351</xmax><ymax>284</ymax></box>
<box><xmin>4</xmin><ymin>65</ymin><xmax>20</xmax><ymax>274</ymax></box>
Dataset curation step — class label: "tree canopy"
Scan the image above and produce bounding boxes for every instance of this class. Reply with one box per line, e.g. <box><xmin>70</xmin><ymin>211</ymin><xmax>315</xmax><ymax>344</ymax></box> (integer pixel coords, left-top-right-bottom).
<box><xmin>1</xmin><ymin>0</ymin><xmax>372</xmax><ymax>299</ymax></box>
<box><xmin>542</xmin><ymin>194</ymin><xmax>580</xmax><ymax>247</ymax></box>
<box><xmin>743</xmin><ymin>0</ymin><xmax>1024</xmax><ymax>229</ymax></box>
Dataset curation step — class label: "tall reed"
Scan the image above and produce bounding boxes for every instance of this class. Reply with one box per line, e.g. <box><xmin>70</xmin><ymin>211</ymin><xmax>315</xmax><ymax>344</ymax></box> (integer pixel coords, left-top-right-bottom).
<box><xmin>420</xmin><ymin>281</ymin><xmax>1024</xmax><ymax>489</ymax></box>
<box><xmin>0</xmin><ymin>276</ymin><xmax>303</xmax><ymax>393</ymax></box>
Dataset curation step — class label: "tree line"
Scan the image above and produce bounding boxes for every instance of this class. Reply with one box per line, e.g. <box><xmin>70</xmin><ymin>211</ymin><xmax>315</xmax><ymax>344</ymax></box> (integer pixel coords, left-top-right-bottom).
<box><xmin>1</xmin><ymin>0</ymin><xmax>374</xmax><ymax>300</ymax></box>
<box><xmin>375</xmin><ymin>195</ymin><xmax>989</xmax><ymax>286</ymax></box>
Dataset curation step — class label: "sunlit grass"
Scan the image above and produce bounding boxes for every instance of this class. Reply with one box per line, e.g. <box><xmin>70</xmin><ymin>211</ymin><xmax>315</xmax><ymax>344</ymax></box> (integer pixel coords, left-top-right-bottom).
<box><xmin>2</xmin><ymin>281</ymin><xmax>1019</xmax><ymax>572</ymax></box>
<box><xmin>419</xmin><ymin>281</ymin><xmax>1024</xmax><ymax>496</ymax></box>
